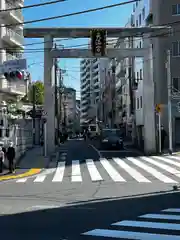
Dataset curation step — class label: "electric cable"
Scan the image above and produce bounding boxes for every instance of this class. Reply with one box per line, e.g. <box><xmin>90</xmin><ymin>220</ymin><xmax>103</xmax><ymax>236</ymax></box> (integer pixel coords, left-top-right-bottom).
<box><xmin>0</xmin><ymin>0</ymin><xmax>66</xmax><ymax>12</ymax></box>
<box><xmin>3</xmin><ymin>0</ymin><xmax>140</xmax><ymax>27</ymax></box>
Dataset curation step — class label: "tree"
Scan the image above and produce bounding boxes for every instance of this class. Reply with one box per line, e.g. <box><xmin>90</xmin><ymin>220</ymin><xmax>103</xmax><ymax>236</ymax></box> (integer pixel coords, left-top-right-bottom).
<box><xmin>29</xmin><ymin>81</ymin><xmax>44</xmax><ymax>105</ymax></box>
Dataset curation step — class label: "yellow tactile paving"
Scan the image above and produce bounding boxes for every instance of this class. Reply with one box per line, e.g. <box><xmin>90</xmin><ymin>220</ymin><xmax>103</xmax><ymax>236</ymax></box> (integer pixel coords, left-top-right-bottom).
<box><xmin>0</xmin><ymin>168</ymin><xmax>41</xmax><ymax>181</ymax></box>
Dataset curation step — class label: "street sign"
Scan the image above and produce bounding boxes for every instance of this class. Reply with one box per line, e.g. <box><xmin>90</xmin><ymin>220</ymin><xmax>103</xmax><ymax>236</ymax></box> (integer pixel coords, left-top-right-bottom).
<box><xmin>155</xmin><ymin>104</ymin><xmax>162</xmax><ymax>113</ymax></box>
<box><xmin>90</xmin><ymin>29</ymin><xmax>106</xmax><ymax>57</ymax></box>
<box><xmin>0</xmin><ymin>59</ymin><xmax>27</xmax><ymax>74</ymax></box>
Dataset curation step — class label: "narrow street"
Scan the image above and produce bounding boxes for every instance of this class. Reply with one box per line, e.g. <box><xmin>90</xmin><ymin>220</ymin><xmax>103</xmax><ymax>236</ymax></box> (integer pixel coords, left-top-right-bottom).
<box><xmin>0</xmin><ymin>140</ymin><xmax>180</xmax><ymax>239</ymax></box>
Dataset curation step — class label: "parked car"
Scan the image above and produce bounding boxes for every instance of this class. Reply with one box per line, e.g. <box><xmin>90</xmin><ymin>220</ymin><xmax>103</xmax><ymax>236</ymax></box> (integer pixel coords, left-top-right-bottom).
<box><xmin>100</xmin><ymin>128</ymin><xmax>124</xmax><ymax>149</ymax></box>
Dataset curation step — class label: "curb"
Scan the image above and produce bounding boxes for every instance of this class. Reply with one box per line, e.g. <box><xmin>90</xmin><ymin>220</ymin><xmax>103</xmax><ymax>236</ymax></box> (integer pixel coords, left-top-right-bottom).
<box><xmin>0</xmin><ymin>168</ymin><xmax>42</xmax><ymax>181</ymax></box>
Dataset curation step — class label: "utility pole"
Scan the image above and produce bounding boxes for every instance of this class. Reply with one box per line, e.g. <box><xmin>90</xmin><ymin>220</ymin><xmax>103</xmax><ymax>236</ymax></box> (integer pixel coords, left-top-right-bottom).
<box><xmin>57</xmin><ymin>69</ymin><xmax>62</xmax><ymax>136</ymax></box>
<box><xmin>111</xmin><ymin>58</ymin><xmax>116</xmax><ymax>128</ymax></box>
<box><xmin>54</xmin><ymin>43</ymin><xmax>58</xmax><ymax>145</ymax></box>
<box><xmin>32</xmin><ymin>84</ymin><xmax>36</xmax><ymax>145</ymax></box>
<box><xmin>167</xmin><ymin>49</ymin><xmax>173</xmax><ymax>154</ymax></box>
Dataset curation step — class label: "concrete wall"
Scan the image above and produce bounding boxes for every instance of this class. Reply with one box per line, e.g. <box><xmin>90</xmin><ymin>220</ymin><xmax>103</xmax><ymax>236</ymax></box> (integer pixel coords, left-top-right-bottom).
<box><xmin>2</xmin><ymin>118</ymin><xmax>42</xmax><ymax>166</ymax></box>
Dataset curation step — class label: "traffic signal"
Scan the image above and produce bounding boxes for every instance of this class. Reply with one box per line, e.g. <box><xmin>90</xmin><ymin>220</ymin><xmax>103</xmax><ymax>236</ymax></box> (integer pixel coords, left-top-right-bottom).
<box><xmin>91</xmin><ymin>29</ymin><xmax>106</xmax><ymax>57</ymax></box>
<box><xmin>4</xmin><ymin>70</ymin><xmax>23</xmax><ymax>80</ymax></box>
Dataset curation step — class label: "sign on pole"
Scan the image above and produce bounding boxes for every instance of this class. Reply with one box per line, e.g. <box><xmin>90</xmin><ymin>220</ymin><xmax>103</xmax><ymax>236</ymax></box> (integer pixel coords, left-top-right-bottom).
<box><xmin>90</xmin><ymin>29</ymin><xmax>106</xmax><ymax>57</ymax></box>
<box><xmin>0</xmin><ymin>59</ymin><xmax>27</xmax><ymax>74</ymax></box>
<box><xmin>155</xmin><ymin>104</ymin><xmax>162</xmax><ymax>113</ymax></box>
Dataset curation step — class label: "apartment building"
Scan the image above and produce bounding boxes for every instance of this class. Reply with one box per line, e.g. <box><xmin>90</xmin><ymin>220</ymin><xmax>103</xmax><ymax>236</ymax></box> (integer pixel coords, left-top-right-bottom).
<box><xmin>124</xmin><ymin>0</ymin><xmax>180</xmax><ymax>153</ymax></box>
<box><xmin>80</xmin><ymin>59</ymin><xmax>91</xmax><ymax>123</ymax></box>
<box><xmin>80</xmin><ymin>58</ymin><xmax>108</xmax><ymax>124</ymax></box>
<box><xmin>0</xmin><ymin>0</ymin><xmax>27</xmax><ymax>100</ymax></box>
<box><xmin>61</xmin><ymin>87</ymin><xmax>76</xmax><ymax>130</ymax></box>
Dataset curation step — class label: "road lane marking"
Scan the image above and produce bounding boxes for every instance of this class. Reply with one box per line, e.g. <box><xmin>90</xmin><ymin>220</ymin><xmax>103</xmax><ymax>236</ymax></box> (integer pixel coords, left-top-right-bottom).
<box><xmin>126</xmin><ymin>157</ymin><xmax>176</xmax><ymax>183</ymax></box>
<box><xmin>71</xmin><ymin>160</ymin><xmax>82</xmax><ymax>182</ymax></box>
<box><xmin>153</xmin><ymin>156</ymin><xmax>180</xmax><ymax>167</ymax></box>
<box><xmin>113</xmin><ymin>220</ymin><xmax>180</xmax><ymax>230</ymax></box>
<box><xmin>34</xmin><ymin>175</ymin><xmax>46</xmax><ymax>182</ymax></box>
<box><xmin>0</xmin><ymin>168</ymin><xmax>41</xmax><ymax>181</ymax></box>
<box><xmin>140</xmin><ymin>213</ymin><xmax>180</xmax><ymax>220</ymax></box>
<box><xmin>100</xmin><ymin>158</ymin><xmax>125</xmax><ymax>182</ymax></box>
<box><xmin>168</xmin><ymin>155</ymin><xmax>180</xmax><ymax>161</ymax></box>
<box><xmin>86</xmin><ymin>159</ymin><xmax>103</xmax><ymax>181</ymax></box>
<box><xmin>82</xmin><ymin>229</ymin><xmax>179</xmax><ymax>239</ymax></box>
<box><xmin>141</xmin><ymin>156</ymin><xmax>180</xmax><ymax>179</ymax></box>
<box><xmin>52</xmin><ymin>162</ymin><xmax>65</xmax><ymax>182</ymax></box>
<box><xmin>16</xmin><ymin>178</ymin><xmax>27</xmax><ymax>182</ymax></box>
<box><xmin>163</xmin><ymin>209</ymin><xmax>180</xmax><ymax>213</ymax></box>
<box><xmin>113</xmin><ymin>158</ymin><xmax>150</xmax><ymax>183</ymax></box>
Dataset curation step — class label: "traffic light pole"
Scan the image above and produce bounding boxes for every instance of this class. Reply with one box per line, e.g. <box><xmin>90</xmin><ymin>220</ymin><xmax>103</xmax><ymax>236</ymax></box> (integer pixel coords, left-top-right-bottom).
<box><xmin>32</xmin><ymin>84</ymin><xmax>36</xmax><ymax>145</ymax></box>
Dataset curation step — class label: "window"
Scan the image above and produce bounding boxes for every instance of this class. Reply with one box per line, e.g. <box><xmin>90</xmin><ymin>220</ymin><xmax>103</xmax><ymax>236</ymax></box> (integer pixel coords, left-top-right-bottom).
<box><xmin>136</xmin><ymin>19</ymin><xmax>138</xmax><ymax>27</ymax></box>
<box><xmin>140</xmin><ymin>96</ymin><xmax>142</xmax><ymax>108</ymax></box>
<box><xmin>172</xmin><ymin>77</ymin><xmax>180</xmax><ymax>91</ymax></box>
<box><xmin>142</xmin><ymin>7</ymin><xmax>145</xmax><ymax>19</ymax></box>
<box><xmin>172</xmin><ymin>41</ymin><xmax>180</xmax><ymax>56</ymax></box>
<box><xmin>136</xmin><ymin>97</ymin><xmax>139</xmax><ymax>109</ymax></box>
<box><xmin>136</xmin><ymin>71</ymin><xmax>139</xmax><ymax>81</ymax></box>
<box><xmin>140</xmin><ymin>69</ymin><xmax>143</xmax><ymax>79</ymax></box>
<box><xmin>139</xmin><ymin>41</ymin><xmax>142</xmax><ymax>48</ymax></box>
<box><xmin>172</xmin><ymin>4</ymin><xmax>180</xmax><ymax>15</ymax></box>
<box><xmin>139</xmin><ymin>14</ymin><xmax>142</xmax><ymax>26</ymax></box>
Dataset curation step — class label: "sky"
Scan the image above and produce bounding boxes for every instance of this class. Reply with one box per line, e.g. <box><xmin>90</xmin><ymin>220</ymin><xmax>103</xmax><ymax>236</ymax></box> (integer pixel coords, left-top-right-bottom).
<box><xmin>23</xmin><ymin>0</ymin><xmax>134</xmax><ymax>99</ymax></box>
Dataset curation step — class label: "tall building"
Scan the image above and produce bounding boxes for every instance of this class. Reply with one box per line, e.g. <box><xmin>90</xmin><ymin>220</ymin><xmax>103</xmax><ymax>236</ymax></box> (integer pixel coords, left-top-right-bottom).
<box><xmin>80</xmin><ymin>59</ymin><xmax>91</xmax><ymax>123</ymax></box>
<box><xmin>61</xmin><ymin>87</ymin><xmax>76</xmax><ymax>131</ymax></box>
<box><xmin>0</xmin><ymin>0</ymin><xmax>26</xmax><ymax>98</ymax></box>
<box><xmin>80</xmin><ymin>58</ymin><xmax>108</xmax><ymax>124</ymax></box>
<box><xmin>120</xmin><ymin>0</ymin><xmax>180</xmax><ymax>153</ymax></box>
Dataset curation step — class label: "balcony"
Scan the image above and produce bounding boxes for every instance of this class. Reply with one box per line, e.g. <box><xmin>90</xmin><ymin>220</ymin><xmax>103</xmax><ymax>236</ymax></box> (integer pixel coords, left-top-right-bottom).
<box><xmin>1</xmin><ymin>3</ymin><xmax>23</xmax><ymax>24</ymax></box>
<box><xmin>116</xmin><ymin>62</ymin><xmax>126</xmax><ymax>77</ymax></box>
<box><xmin>17</xmin><ymin>0</ymin><xmax>24</xmax><ymax>7</ymax></box>
<box><xmin>2</xmin><ymin>28</ymin><xmax>24</xmax><ymax>48</ymax></box>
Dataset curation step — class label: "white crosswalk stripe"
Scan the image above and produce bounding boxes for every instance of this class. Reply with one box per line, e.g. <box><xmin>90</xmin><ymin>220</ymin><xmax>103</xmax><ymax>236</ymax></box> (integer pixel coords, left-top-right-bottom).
<box><xmin>86</xmin><ymin>159</ymin><xmax>103</xmax><ymax>181</ymax></box>
<box><xmin>82</xmin><ymin>208</ymin><xmax>180</xmax><ymax>239</ymax></box>
<box><xmin>100</xmin><ymin>158</ymin><xmax>126</xmax><ymax>182</ymax></box>
<box><xmin>14</xmin><ymin>155</ymin><xmax>180</xmax><ymax>184</ymax></box>
<box><xmin>52</xmin><ymin>162</ymin><xmax>65</xmax><ymax>182</ymax></box>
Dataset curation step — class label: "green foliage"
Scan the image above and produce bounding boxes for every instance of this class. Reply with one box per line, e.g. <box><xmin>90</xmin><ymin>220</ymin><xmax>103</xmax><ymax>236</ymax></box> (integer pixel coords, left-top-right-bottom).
<box><xmin>29</xmin><ymin>81</ymin><xmax>44</xmax><ymax>105</ymax></box>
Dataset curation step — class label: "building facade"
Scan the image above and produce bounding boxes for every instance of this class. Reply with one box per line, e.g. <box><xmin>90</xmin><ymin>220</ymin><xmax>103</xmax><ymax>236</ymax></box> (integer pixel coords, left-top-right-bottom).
<box><xmin>80</xmin><ymin>58</ymin><xmax>109</xmax><ymax>124</ymax></box>
<box><xmin>61</xmin><ymin>87</ymin><xmax>76</xmax><ymax>131</ymax></box>
<box><xmin>121</xmin><ymin>0</ymin><xmax>180</xmax><ymax>153</ymax></box>
<box><xmin>0</xmin><ymin>0</ymin><xmax>27</xmax><ymax>99</ymax></box>
<box><xmin>80</xmin><ymin>59</ymin><xmax>91</xmax><ymax>123</ymax></box>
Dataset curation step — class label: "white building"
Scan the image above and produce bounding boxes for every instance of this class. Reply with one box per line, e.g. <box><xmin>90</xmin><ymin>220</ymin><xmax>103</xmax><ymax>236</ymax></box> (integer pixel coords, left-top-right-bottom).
<box><xmin>0</xmin><ymin>0</ymin><xmax>27</xmax><ymax>100</ymax></box>
<box><xmin>62</xmin><ymin>87</ymin><xmax>76</xmax><ymax>130</ymax></box>
<box><xmin>80</xmin><ymin>58</ymin><xmax>109</xmax><ymax>124</ymax></box>
<box><xmin>80</xmin><ymin>59</ymin><xmax>91</xmax><ymax>123</ymax></box>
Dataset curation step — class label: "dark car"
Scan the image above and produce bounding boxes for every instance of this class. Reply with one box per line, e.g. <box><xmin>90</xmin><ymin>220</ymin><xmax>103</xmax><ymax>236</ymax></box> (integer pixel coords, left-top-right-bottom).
<box><xmin>100</xmin><ymin>128</ymin><xmax>124</xmax><ymax>149</ymax></box>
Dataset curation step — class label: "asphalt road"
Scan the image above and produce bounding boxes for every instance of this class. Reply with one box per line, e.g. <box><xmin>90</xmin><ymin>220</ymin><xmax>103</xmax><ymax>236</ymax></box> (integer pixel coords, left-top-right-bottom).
<box><xmin>0</xmin><ymin>139</ymin><xmax>180</xmax><ymax>240</ymax></box>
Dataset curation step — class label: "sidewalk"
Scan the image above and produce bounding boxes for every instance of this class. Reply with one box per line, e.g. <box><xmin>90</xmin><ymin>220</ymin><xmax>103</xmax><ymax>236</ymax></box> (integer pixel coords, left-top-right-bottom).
<box><xmin>0</xmin><ymin>146</ymin><xmax>56</xmax><ymax>181</ymax></box>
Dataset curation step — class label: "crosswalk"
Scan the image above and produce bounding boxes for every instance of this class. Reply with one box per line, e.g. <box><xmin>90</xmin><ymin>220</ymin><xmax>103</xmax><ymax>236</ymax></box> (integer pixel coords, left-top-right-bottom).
<box><xmin>15</xmin><ymin>154</ymin><xmax>180</xmax><ymax>184</ymax></box>
<box><xmin>82</xmin><ymin>208</ymin><xmax>180</xmax><ymax>239</ymax></box>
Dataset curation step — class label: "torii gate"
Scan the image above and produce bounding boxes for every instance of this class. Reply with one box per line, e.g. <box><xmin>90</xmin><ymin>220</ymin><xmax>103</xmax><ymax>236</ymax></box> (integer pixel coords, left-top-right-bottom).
<box><xmin>24</xmin><ymin>26</ymin><xmax>171</xmax><ymax>155</ymax></box>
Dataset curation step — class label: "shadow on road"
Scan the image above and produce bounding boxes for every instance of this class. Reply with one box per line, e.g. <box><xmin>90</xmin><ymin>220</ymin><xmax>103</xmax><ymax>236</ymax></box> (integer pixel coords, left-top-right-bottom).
<box><xmin>59</xmin><ymin>139</ymin><xmax>143</xmax><ymax>168</ymax></box>
<box><xmin>0</xmin><ymin>190</ymin><xmax>179</xmax><ymax>239</ymax></box>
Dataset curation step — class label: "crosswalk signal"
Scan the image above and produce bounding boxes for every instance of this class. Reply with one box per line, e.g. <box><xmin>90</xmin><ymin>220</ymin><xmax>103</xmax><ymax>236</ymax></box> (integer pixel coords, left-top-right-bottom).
<box><xmin>91</xmin><ymin>29</ymin><xmax>106</xmax><ymax>57</ymax></box>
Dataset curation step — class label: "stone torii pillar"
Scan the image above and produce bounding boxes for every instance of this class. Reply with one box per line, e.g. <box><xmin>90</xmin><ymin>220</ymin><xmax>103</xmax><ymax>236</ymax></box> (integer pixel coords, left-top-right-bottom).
<box><xmin>44</xmin><ymin>35</ymin><xmax>55</xmax><ymax>155</ymax></box>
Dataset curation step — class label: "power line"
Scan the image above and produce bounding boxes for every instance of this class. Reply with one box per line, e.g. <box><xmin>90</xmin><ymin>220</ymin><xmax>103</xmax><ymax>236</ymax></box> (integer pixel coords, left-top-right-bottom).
<box><xmin>0</xmin><ymin>0</ymin><xmax>66</xmax><ymax>12</ymax></box>
<box><xmin>4</xmin><ymin>0</ymin><xmax>139</xmax><ymax>27</ymax></box>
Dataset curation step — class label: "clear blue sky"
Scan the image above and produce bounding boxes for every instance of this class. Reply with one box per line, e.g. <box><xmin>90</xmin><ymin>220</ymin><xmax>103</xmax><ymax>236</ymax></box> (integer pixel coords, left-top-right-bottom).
<box><xmin>23</xmin><ymin>0</ymin><xmax>134</xmax><ymax>99</ymax></box>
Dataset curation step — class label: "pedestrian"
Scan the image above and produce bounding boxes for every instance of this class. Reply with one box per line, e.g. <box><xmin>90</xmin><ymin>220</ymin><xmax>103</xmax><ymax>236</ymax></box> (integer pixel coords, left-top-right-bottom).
<box><xmin>7</xmin><ymin>142</ymin><xmax>16</xmax><ymax>173</ymax></box>
<box><xmin>161</xmin><ymin>126</ymin><xmax>167</xmax><ymax>151</ymax></box>
<box><xmin>0</xmin><ymin>147</ymin><xmax>4</xmax><ymax>173</ymax></box>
